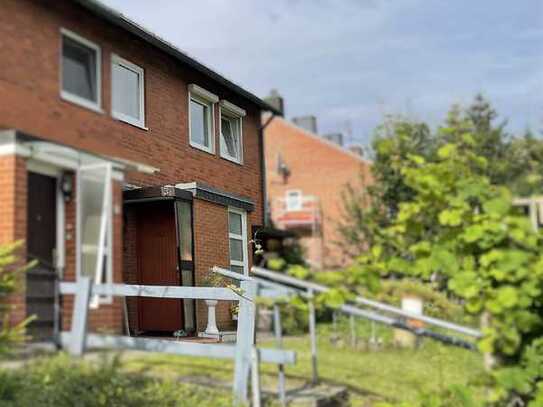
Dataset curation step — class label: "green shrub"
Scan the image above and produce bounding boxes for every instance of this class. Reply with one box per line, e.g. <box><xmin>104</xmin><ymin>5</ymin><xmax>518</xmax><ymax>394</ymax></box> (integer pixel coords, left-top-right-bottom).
<box><xmin>0</xmin><ymin>241</ymin><xmax>35</xmax><ymax>356</ymax></box>
<box><xmin>280</xmin><ymin>305</ymin><xmax>308</xmax><ymax>335</ymax></box>
<box><xmin>0</xmin><ymin>353</ymin><xmax>232</xmax><ymax>406</ymax></box>
<box><xmin>374</xmin><ymin>279</ymin><xmax>473</xmax><ymax>325</ymax></box>
<box><xmin>375</xmin><ymin>383</ymin><xmax>482</xmax><ymax>407</ymax></box>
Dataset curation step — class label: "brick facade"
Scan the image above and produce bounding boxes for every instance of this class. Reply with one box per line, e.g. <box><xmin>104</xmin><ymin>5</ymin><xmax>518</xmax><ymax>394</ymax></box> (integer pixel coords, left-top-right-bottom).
<box><xmin>0</xmin><ymin>0</ymin><xmax>266</xmax><ymax>337</ymax></box>
<box><xmin>265</xmin><ymin>117</ymin><xmax>372</xmax><ymax>269</ymax></box>
<box><xmin>0</xmin><ymin>155</ymin><xmax>28</xmax><ymax>326</ymax></box>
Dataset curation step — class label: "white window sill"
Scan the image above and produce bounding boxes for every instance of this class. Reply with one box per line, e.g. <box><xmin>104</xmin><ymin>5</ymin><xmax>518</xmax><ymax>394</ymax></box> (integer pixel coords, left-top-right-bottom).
<box><xmin>89</xmin><ymin>295</ymin><xmax>113</xmax><ymax>309</ymax></box>
<box><xmin>220</xmin><ymin>153</ymin><xmax>243</xmax><ymax>166</ymax></box>
<box><xmin>112</xmin><ymin>112</ymin><xmax>148</xmax><ymax>131</ymax></box>
<box><xmin>61</xmin><ymin>91</ymin><xmax>103</xmax><ymax>114</ymax></box>
<box><xmin>189</xmin><ymin>140</ymin><xmax>215</xmax><ymax>155</ymax></box>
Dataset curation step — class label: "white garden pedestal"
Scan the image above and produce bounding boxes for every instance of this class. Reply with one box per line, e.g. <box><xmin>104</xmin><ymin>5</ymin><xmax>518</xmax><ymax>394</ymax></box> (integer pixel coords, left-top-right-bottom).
<box><xmin>198</xmin><ymin>299</ymin><xmax>237</xmax><ymax>342</ymax></box>
<box><xmin>204</xmin><ymin>299</ymin><xmax>220</xmax><ymax>335</ymax></box>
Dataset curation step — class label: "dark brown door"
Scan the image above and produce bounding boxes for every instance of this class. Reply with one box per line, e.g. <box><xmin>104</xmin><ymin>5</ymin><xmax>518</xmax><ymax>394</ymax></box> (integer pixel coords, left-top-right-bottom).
<box><xmin>26</xmin><ymin>172</ymin><xmax>57</xmax><ymax>341</ymax></box>
<box><xmin>136</xmin><ymin>201</ymin><xmax>183</xmax><ymax>332</ymax></box>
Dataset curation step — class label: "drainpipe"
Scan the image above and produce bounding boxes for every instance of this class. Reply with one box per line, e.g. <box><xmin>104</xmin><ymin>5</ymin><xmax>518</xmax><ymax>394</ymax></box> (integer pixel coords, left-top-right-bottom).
<box><xmin>259</xmin><ymin>113</ymin><xmax>276</xmax><ymax>227</ymax></box>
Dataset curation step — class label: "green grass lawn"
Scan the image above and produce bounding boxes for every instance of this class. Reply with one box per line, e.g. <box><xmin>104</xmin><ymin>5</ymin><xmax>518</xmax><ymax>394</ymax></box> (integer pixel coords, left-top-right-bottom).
<box><xmin>121</xmin><ymin>322</ymin><xmax>484</xmax><ymax>406</ymax></box>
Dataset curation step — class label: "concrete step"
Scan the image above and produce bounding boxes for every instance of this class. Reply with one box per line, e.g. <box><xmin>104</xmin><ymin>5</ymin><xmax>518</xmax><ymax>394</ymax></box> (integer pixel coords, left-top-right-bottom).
<box><xmin>288</xmin><ymin>384</ymin><xmax>349</xmax><ymax>407</ymax></box>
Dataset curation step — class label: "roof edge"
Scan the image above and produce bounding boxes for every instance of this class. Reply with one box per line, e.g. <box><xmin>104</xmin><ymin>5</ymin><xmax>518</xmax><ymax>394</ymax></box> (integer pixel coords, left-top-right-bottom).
<box><xmin>274</xmin><ymin>117</ymin><xmax>373</xmax><ymax>165</ymax></box>
<box><xmin>74</xmin><ymin>0</ymin><xmax>281</xmax><ymax>115</ymax></box>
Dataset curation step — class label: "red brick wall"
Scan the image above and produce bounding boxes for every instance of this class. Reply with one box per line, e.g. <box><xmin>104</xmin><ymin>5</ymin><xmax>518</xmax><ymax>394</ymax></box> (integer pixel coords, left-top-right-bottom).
<box><xmin>193</xmin><ymin>199</ymin><xmax>239</xmax><ymax>331</ymax></box>
<box><xmin>1</xmin><ymin>0</ymin><xmax>264</xmax><ymax>334</ymax></box>
<box><xmin>0</xmin><ymin>0</ymin><xmax>264</xmax><ymax>226</ymax></box>
<box><xmin>0</xmin><ymin>155</ymin><xmax>27</xmax><ymax>326</ymax></box>
<box><xmin>265</xmin><ymin>117</ymin><xmax>373</xmax><ymax>269</ymax></box>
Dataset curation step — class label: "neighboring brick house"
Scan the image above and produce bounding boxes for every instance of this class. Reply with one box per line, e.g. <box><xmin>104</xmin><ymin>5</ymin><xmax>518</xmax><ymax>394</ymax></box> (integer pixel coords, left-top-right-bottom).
<box><xmin>0</xmin><ymin>0</ymin><xmax>279</xmax><ymax>342</ymax></box>
<box><xmin>264</xmin><ymin>115</ymin><xmax>372</xmax><ymax>269</ymax></box>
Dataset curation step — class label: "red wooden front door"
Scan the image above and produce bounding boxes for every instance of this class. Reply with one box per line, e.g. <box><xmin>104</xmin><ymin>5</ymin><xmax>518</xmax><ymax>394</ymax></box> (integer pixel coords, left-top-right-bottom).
<box><xmin>136</xmin><ymin>201</ymin><xmax>183</xmax><ymax>332</ymax></box>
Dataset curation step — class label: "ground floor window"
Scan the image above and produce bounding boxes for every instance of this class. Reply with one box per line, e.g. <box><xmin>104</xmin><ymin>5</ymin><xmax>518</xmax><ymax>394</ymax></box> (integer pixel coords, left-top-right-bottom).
<box><xmin>228</xmin><ymin>208</ymin><xmax>248</xmax><ymax>275</ymax></box>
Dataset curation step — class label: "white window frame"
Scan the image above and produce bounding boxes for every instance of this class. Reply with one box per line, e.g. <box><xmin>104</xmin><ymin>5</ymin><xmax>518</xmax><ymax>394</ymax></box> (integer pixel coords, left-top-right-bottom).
<box><xmin>219</xmin><ymin>100</ymin><xmax>246</xmax><ymax>164</ymax></box>
<box><xmin>188</xmin><ymin>84</ymin><xmax>218</xmax><ymax>154</ymax></box>
<box><xmin>286</xmin><ymin>190</ymin><xmax>303</xmax><ymax>211</ymax></box>
<box><xmin>60</xmin><ymin>28</ymin><xmax>102</xmax><ymax>113</ymax></box>
<box><xmin>111</xmin><ymin>54</ymin><xmax>146</xmax><ymax>129</ymax></box>
<box><xmin>228</xmin><ymin>207</ymin><xmax>248</xmax><ymax>276</ymax></box>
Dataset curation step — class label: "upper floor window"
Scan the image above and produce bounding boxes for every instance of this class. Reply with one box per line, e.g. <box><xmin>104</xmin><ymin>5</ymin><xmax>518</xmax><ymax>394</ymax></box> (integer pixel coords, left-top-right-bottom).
<box><xmin>111</xmin><ymin>54</ymin><xmax>145</xmax><ymax>128</ymax></box>
<box><xmin>60</xmin><ymin>29</ymin><xmax>101</xmax><ymax>112</ymax></box>
<box><xmin>188</xmin><ymin>84</ymin><xmax>218</xmax><ymax>153</ymax></box>
<box><xmin>228</xmin><ymin>208</ymin><xmax>248</xmax><ymax>275</ymax></box>
<box><xmin>286</xmin><ymin>190</ymin><xmax>302</xmax><ymax>211</ymax></box>
<box><xmin>220</xmin><ymin>100</ymin><xmax>246</xmax><ymax>164</ymax></box>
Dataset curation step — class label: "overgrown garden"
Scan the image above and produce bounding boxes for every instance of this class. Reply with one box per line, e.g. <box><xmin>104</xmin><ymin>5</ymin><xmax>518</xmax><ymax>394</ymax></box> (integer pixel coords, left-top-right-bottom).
<box><xmin>323</xmin><ymin>95</ymin><xmax>543</xmax><ymax>405</ymax></box>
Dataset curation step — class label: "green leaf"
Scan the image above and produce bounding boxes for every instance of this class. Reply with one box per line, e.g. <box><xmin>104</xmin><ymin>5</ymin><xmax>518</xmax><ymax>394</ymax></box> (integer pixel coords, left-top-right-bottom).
<box><xmin>437</xmin><ymin>144</ymin><xmax>457</xmax><ymax>159</ymax></box>
<box><xmin>438</xmin><ymin>209</ymin><xmax>464</xmax><ymax>226</ymax></box>
<box><xmin>462</xmin><ymin>224</ymin><xmax>485</xmax><ymax>243</ymax></box>
<box><xmin>483</xmin><ymin>198</ymin><xmax>511</xmax><ymax>217</ymax></box>
<box><xmin>478</xmin><ymin>336</ymin><xmax>495</xmax><ymax>354</ymax></box>
<box><xmin>496</xmin><ymin>286</ymin><xmax>518</xmax><ymax>309</ymax></box>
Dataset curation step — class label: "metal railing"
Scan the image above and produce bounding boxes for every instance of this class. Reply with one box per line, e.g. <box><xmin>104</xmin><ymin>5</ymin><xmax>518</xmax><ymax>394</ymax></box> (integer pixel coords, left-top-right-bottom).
<box><xmin>59</xmin><ymin>276</ymin><xmax>296</xmax><ymax>406</ymax></box>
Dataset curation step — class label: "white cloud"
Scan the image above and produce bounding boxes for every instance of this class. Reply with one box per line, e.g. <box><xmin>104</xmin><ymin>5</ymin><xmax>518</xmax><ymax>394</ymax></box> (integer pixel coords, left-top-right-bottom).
<box><xmin>102</xmin><ymin>0</ymin><xmax>543</xmax><ymax>144</ymax></box>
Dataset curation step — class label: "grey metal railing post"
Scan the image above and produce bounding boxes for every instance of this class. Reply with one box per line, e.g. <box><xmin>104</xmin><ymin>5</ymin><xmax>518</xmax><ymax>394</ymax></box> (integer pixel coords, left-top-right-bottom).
<box><xmin>350</xmin><ymin>315</ymin><xmax>357</xmax><ymax>348</ymax></box>
<box><xmin>251</xmin><ymin>346</ymin><xmax>262</xmax><ymax>407</ymax></box>
<box><xmin>273</xmin><ymin>303</ymin><xmax>287</xmax><ymax>406</ymax></box>
<box><xmin>233</xmin><ymin>279</ymin><xmax>257</xmax><ymax>405</ymax></box>
<box><xmin>308</xmin><ymin>288</ymin><xmax>318</xmax><ymax>385</ymax></box>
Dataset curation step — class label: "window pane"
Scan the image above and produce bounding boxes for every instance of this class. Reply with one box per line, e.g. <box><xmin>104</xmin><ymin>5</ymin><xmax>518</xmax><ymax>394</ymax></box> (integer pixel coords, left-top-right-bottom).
<box><xmin>112</xmin><ymin>63</ymin><xmax>140</xmax><ymax>119</ymax></box>
<box><xmin>229</xmin><ymin>238</ymin><xmax>243</xmax><ymax>262</ymax></box>
<box><xmin>221</xmin><ymin>116</ymin><xmax>240</xmax><ymax>159</ymax></box>
<box><xmin>62</xmin><ymin>36</ymin><xmax>97</xmax><ymax>102</ymax></box>
<box><xmin>286</xmin><ymin>191</ymin><xmax>302</xmax><ymax>210</ymax></box>
<box><xmin>181</xmin><ymin>269</ymin><xmax>196</xmax><ymax>332</ymax></box>
<box><xmin>229</xmin><ymin>211</ymin><xmax>242</xmax><ymax>235</ymax></box>
<box><xmin>190</xmin><ymin>99</ymin><xmax>209</xmax><ymax>147</ymax></box>
<box><xmin>80</xmin><ymin>167</ymin><xmax>108</xmax><ymax>280</ymax></box>
<box><xmin>176</xmin><ymin>201</ymin><xmax>193</xmax><ymax>261</ymax></box>
<box><xmin>230</xmin><ymin>265</ymin><xmax>244</xmax><ymax>274</ymax></box>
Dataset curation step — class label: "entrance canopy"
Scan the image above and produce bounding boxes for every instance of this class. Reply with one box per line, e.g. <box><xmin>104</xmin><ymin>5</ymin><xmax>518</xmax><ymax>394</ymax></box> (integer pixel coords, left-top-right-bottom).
<box><xmin>0</xmin><ymin>129</ymin><xmax>159</xmax><ymax>306</ymax></box>
<box><xmin>0</xmin><ymin>129</ymin><xmax>159</xmax><ymax>176</ymax></box>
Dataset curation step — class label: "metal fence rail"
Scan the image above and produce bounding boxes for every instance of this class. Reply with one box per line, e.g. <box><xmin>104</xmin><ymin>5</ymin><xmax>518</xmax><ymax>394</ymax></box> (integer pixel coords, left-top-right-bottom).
<box><xmin>246</xmin><ymin>265</ymin><xmax>482</xmax><ymax>396</ymax></box>
<box><xmin>252</xmin><ymin>266</ymin><xmax>482</xmax><ymax>338</ymax></box>
<box><xmin>59</xmin><ymin>276</ymin><xmax>296</xmax><ymax>406</ymax></box>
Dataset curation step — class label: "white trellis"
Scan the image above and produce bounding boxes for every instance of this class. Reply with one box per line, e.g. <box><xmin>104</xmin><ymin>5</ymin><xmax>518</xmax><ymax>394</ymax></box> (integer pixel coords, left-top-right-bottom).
<box><xmin>59</xmin><ymin>276</ymin><xmax>296</xmax><ymax>406</ymax></box>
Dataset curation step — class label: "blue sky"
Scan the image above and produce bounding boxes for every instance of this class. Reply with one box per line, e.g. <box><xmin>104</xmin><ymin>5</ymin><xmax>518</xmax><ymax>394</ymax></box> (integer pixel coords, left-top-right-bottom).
<box><xmin>102</xmin><ymin>0</ymin><xmax>543</xmax><ymax>147</ymax></box>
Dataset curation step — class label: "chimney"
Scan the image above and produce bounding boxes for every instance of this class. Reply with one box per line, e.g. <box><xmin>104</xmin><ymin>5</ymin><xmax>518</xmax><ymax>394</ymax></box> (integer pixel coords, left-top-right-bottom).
<box><xmin>348</xmin><ymin>145</ymin><xmax>364</xmax><ymax>157</ymax></box>
<box><xmin>322</xmin><ymin>132</ymin><xmax>344</xmax><ymax>147</ymax></box>
<box><xmin>264</xmin><ymin>89</ymin><xmax>284</xmax><ymax>116</ymax></box>
<box><xmin>292</xmin><ymin>115</ymin><xmax>318</xmax><ymax>134</ymax></box>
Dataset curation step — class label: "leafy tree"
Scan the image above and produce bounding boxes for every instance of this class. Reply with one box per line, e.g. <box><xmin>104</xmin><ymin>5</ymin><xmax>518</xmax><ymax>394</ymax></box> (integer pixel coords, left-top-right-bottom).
<box><xmin>336</xmin><ymin>177</ymin><xmax>376</xmax><ymax>258</ymax></box>
<box><xmin>438</xmin><ymin>94</ymin><xmax>511</xmax><ymax>186</ymax></box>
<box><xmin>337</xmin><ymin>95</ymin><xmax>542</xmax><ymax>258</ymax></box>
<box><xmin>336</xmin><ymin>117</ymin><xmax>433</xmax><ymax>258</ymax></box>
<box><xmin>504</xmin><ymin>130</ymin><xmax>543</xmax><ymax>196</ymax></box>
<box><xmin>341</xmin><ymin>133</ymin><xmax>543</xmax><ymax>404</ymax></box>
<box><xmin>370</xmin><ymin>116</ymin><xmax>435</xmax><ymax>219</ymax></box>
